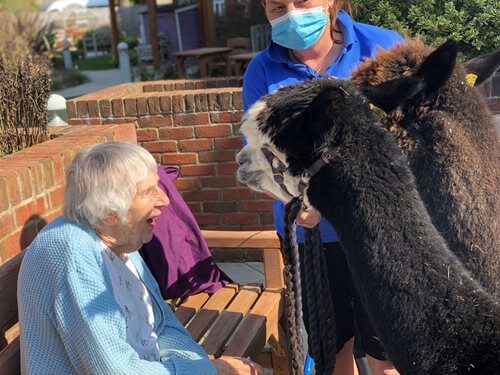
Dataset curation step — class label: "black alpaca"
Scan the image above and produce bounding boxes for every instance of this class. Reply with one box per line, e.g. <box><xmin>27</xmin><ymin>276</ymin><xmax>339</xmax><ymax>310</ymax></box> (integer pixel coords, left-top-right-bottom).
<box><xmin>352</xmin><ymin>40</ymin><xmax>500</xmax><ymax>296</ymax></box>
<box><xmin>236</xmin><ymin>76</ymin><xmax>500</xmax><ymax>374</ymax></box>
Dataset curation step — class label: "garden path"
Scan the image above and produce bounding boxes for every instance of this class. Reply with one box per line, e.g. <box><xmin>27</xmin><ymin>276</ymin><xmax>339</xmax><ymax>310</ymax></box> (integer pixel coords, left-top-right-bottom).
<box><xmin>54</xmin><ymin>68</ymin><xmax>122</xmax><ymax>99</ymax></box>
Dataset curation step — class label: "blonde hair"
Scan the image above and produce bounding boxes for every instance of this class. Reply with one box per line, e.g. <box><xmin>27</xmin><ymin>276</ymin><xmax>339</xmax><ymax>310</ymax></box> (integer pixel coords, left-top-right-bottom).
<box><xmin>330</xmin><ymin>0</ymin><xmax>352</xmax><ymax>25</ymax></box>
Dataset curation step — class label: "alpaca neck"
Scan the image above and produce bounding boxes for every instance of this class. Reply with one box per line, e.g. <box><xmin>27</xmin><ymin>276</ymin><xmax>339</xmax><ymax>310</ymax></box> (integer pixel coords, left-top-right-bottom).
<box><xmin>303</xmin><ymin>129</ymin><xmax>498</xmax><ymax>374</ymax></box>
<box><xmin>306</xmin><ymin>129</ymin><xmax>435</xmax><ymax>255</ymax></box>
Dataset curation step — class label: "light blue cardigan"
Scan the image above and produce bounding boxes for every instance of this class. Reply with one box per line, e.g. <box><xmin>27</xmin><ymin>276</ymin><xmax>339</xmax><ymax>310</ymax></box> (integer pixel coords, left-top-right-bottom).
<box><xmin>17</xmin><ymin>216</ymin><xmax>217</xmax><ymax>374</ymax></box>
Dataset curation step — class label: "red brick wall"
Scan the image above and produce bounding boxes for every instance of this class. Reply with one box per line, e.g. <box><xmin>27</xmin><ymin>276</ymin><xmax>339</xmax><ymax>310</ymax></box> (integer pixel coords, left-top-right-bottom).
<box><xmin>67</xmin><ymin>78</ymin><xmax>275</xmax><ymax>231</ymax></box>
<box><xmin>0</xmin><ymin>124</ymin><xmax>137</xmax><ymax>264</ymax></box>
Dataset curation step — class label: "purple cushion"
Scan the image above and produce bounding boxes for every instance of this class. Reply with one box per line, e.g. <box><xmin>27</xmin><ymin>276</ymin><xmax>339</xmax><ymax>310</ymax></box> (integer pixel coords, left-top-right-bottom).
<box><xmin>140</xmin><ymin>165</ymin><xmax>232</xmax><ymax>299</ymax></box>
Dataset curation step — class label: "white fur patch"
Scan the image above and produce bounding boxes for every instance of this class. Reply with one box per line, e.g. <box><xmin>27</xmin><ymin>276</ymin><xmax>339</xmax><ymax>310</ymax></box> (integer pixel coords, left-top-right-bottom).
<box><xmin>237</xmin><ymin>99</ymin><xmax>303</xmax><ymax>203</ymax></box>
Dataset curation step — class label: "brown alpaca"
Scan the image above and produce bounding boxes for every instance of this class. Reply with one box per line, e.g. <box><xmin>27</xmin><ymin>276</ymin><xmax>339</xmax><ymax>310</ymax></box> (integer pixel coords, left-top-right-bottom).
<box><xmin>352</xmin><ymin>40</ymin><xmax>500</xmax><ymax>297</ymax></box>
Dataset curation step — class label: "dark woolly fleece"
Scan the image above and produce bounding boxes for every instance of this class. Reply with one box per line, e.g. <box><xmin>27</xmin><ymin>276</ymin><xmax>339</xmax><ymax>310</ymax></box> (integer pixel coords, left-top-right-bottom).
<box><xmin>352</xmin><ymin>40</ymin><xmax>500</xmax><ymax>297</ymax></box>
<box><xmin>256</xmin><ymin>77</ymin><xmax>500</xmax><ymax>374</ymax></box>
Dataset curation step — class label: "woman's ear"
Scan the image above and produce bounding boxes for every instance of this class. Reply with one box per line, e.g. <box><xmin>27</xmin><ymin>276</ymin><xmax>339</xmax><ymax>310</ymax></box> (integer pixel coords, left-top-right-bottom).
<box><xmin>100</xmin><ymin>212</ymin><xmax>119</xmax><ymax>227</ymax></box>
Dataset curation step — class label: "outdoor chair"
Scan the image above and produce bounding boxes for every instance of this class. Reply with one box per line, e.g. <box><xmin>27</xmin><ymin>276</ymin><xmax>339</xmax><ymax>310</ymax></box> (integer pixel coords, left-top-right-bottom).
<box><xmin>209</xmin><ymin>37</ymin><xmax>252</xmax><ymax>76</ymax></box>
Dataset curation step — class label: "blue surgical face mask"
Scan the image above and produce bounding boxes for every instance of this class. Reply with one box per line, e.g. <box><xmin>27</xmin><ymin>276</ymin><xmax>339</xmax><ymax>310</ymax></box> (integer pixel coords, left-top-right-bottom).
<box><xmin>270</xmin><ymin>6</ymin><xmax>329</xmax><ymax>50</ymax></box>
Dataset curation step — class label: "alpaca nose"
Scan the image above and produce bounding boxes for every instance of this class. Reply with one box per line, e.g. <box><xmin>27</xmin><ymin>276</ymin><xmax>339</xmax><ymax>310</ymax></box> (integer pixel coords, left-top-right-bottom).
<box><xmin>236</xmin><ymin>149</ymin><xmax>248</xmax><ymax>165</ymax></box>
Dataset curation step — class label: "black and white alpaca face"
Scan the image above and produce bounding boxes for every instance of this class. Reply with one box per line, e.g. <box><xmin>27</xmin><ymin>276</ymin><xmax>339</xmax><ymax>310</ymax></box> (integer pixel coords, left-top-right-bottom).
<box><xmin>236</xmin><ymin>100</ymin><xmax>302</xmax><ymax>203</ymax></box>
<box><xmin>237</xmin><ymin>79</ymin><xmax>377</xmax><ymax>202</ymax></box>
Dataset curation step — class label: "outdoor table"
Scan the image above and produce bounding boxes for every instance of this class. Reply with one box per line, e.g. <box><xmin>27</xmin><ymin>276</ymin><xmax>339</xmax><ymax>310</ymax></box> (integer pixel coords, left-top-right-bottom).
<box><xmin>172</xmin><ymin>47</ymin><xmax>233</xmax><ymax>78</ymax></box>
<box><xmin>229</xmin><ymin>51</ymin><xmax>259</xmax><ymax>75</ymax></box>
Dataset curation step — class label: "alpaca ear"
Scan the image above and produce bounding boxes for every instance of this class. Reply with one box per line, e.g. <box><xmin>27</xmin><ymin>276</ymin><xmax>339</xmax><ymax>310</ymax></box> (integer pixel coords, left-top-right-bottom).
<box><xmin>415</xmin><ymin>39</ymin><xmax>457</xmax><ymax>95</ymax></box>
<box><xmin>305</xmin><ymin>85</ymin><xmax>345</xmax><ymax>138</ymax></box>
<box><xmin>362</xmin><ymin>76</ymin><xmax>425</xmax><ymax>113</ymax></box>
<box><xmin>464</xmin><ymin>49</ymin><xmax>500</xmax><ymax>85</ymax></box>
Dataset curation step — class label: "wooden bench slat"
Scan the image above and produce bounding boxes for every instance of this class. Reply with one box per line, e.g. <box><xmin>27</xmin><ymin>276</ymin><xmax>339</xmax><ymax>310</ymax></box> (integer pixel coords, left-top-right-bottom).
<box><xmin>4</xmin><ymin>323</ymin><xmax>19</xmax><ymax>346</ymax></box>
<box><xmin>166</xmin><ymin>297</ymin><xmax>183</xmax><ymax>312</ymax></box>
<box><xmin>256</xmin><ymin>350</ymin><xmax>273</xmax><ymax>369</ymax></box>
<box><xmin>224</xmin><ymin>285</ymin><xmax>262</xmax><ymax>313</ymax></box>
<box><xmin>0</xmin><ymin>253</ymin><xmax>24</xmax><ymax>351</ymax></box>
<box><xmin>174</xmin><ymin>293</ymin><xmax>210</xmax><ymax>326</ymax></box>
<box><xmin>186</xmin><ymin>284</ymin><xmax>239</xmax><ymax>342</ymax></box>
<box><xmin>0</xmin><ymin>336</ymin><xmax>20</xmax><ymax>375</ymax></box>
<box><xmin>202</xmin><ymin>285</ymin><xmax>262</xmax><ymax>357</ymax></box>
<box><xmin>201</xmin><ymin>230</ymin><xmax>280</xmax><ymax>249</ymax></box>
<box><xmin>222</xmin><ymin>288</ymin><xmax>283</xmax><ymax>359</ymax></box>
<box><xmin>172</xmin><ymin>298</ymin><xmax>183</xmax><ymax>308</ymax></box>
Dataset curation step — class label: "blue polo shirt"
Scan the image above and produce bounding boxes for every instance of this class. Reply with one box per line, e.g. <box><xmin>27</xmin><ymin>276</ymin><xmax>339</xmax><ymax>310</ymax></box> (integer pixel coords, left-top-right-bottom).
<box><xmin>242</xmin><ymin>10</ymin><xmax>405</xmax><ymax>243</ymax></box>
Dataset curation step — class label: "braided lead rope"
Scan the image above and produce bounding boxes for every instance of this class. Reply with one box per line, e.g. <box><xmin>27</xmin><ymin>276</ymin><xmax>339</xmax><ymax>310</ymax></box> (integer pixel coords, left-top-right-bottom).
<box><xmin>318</xmin><ymin>238</ymin><xmax>337</xmax><ymax>374</ymax></box>
<box><xmin>284</xmin><ymin>200</ymin><xmax>337</xmax><ymax>374</ymax></box>
<box><xmin>304</xmin><ymin>226</ymin><xmax>326</xmax><ymax>374</ymax></box>
<box><xmin>303</xmin><ymin>225</ymin><xmax>337</xmax><ymax>374</ymax></box>
<box><xmin>283</xmin><ymin>198</ymin><xmax>306</xmax><ymax>374</ymax></box>
<box><xmin>309</xmin><ymin>226</ymin><xmax>337</xmax><ymax>374</ymax></box>
<box><xmin>290</xmin><ymin>210</ymin><xmax>306</xmax><ymax>351</ymax></box>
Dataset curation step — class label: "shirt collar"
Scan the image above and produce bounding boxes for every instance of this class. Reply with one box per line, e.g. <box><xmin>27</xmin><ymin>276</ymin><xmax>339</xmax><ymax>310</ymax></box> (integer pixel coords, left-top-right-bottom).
<box><xmin>336</xmin><ymin>10</ymin><xmax>357</xmax><ymax>50</ymax></box>
<box><xmin>267</xmin><ymin>10</ymin><xmax>358</xmax><ymax>64</ymax></box>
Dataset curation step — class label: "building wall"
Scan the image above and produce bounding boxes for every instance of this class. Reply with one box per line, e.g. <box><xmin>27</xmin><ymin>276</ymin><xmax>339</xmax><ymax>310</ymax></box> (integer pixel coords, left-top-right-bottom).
<box><xmin>159</xmin><ymin>12</ymin><xmax>180</xmax><ymax>52</ymax></box>
<box><xmin>142</xmin><ymin>5</ymin><xmax>201</xmax><ymax>54</ymax></box>
<box><xmin>177</xmin><ymin>7</ymin><xmax>201</xmax><ymax>50</ymax></box>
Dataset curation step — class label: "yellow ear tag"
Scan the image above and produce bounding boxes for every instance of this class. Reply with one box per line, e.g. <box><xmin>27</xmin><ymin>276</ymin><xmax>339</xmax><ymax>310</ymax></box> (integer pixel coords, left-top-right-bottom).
<box><xmin>369</xmin><ymin>103</ymin><xmax>387</xmax><ymax>119</ymax></box>
<box><xmin>465</xmin><ymin>73</ymin><xmax>478</xmax><ymax>87</ymax></box>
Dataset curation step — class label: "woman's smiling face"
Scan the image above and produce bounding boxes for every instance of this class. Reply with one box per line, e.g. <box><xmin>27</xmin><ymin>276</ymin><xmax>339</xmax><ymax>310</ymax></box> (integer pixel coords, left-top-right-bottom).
<box><xmin>114</xmin><ymin>172</ymin><xmax>170</xmax><ymax>254</ymax></box>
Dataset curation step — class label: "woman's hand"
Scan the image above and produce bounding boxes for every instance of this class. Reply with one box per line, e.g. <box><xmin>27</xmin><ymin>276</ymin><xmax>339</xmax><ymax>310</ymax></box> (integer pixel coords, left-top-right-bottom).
<box><xmin>296</xmin><ymin>206</ymin><xmax>321</xmax><ymax>228</ymax></box>
<box><xmin>212</xmin><ymin>356</ymin><xmax>263</xmax><ymax>375</ymax></box>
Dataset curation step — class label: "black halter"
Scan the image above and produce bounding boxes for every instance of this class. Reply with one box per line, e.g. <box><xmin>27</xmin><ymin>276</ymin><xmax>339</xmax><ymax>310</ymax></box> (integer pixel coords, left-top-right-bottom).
<box><xmin>261</xmin><ymin>144</ymin><xmax>341</xmax><ymax>200</ymax></box>
<box><xmin>261</xmin><ymin>146</ymin><xmax>295</xmax><ymax>197</ymax></box>
<box><xmin>298</xmin><ymin>144</ymin><xmax>341</xmax><ymax>195</ymax></box>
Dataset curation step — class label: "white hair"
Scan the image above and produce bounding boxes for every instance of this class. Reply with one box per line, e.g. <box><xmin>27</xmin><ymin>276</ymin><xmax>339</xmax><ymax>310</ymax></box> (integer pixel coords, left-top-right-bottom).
<box><xmin>63</xmin><ymin>142</ymin><xmax>157</xmax><ymax>229</ymax></box>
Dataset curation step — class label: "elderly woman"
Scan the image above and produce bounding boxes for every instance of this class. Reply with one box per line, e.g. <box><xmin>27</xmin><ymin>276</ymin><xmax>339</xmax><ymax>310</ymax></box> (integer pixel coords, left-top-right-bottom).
<box><xmin>18</xmin><ymin>142</ymin><xmax>261</xmax><ymax>374</ymax></box>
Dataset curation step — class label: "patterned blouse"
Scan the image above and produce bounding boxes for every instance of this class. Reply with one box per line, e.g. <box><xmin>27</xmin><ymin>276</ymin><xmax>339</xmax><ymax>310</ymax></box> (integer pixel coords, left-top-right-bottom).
<box><xmin>102</xmin><ymin>246</ymin><xmax>161</xmax><ymax>361</ymax></box>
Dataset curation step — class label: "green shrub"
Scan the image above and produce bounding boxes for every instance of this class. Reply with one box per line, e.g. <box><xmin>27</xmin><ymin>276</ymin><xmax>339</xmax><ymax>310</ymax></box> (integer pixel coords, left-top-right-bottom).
<box><xmin>353</xmin><ymin>0</ymin><xmax>499</xmax><ymax>59</ymax></box>
<box><xmin>76</xmin><ymin>54</ymin><xmax>115</xmax><ymax>70</ymax></box>
<box><xmin>51</xmin><ymin>68</ymin><xmax>89</xmax><ymax>91</ymax></box>
<box><xmin>0</xmin><ymin>11</ymin><xmax>53</xmax><ymax>157</ymax></box>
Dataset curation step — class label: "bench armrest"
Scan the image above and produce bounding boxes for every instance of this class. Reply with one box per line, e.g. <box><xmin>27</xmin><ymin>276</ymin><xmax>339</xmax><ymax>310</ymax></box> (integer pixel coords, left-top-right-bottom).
<box><xmin>201</xmin><ymin>230</ymin><xmax>284</xmax><ymax>289</ymax></box>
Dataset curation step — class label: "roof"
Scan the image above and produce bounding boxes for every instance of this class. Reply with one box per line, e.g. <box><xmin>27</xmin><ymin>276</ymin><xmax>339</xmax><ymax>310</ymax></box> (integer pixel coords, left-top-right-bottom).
<box><xmin>43</xmin><ymin>0</ymin><xmax>109</xmax><ymax>12</ymax></box>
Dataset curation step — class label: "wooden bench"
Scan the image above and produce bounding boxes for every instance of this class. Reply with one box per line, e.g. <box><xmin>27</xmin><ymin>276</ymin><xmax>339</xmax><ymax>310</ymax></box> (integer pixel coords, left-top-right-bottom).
<box><xmin>0</xmin><ymin>230</ymin><xmax>290</xmax><ymax>374</ymax></box>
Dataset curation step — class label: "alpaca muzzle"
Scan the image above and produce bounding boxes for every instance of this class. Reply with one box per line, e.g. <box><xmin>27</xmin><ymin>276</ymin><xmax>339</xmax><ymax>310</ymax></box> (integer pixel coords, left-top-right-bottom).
<box><xmin>260</xmin><ymin>146</ymin><xmax>295</xmax><ymax>198</ymax></box>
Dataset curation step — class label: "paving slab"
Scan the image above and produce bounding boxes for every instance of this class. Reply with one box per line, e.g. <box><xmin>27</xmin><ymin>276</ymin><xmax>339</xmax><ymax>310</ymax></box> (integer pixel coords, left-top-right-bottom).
<box><xmin>216</xmin><ymin>262</ymin><xmax>264</xmax><ymax>286</ymax></box>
